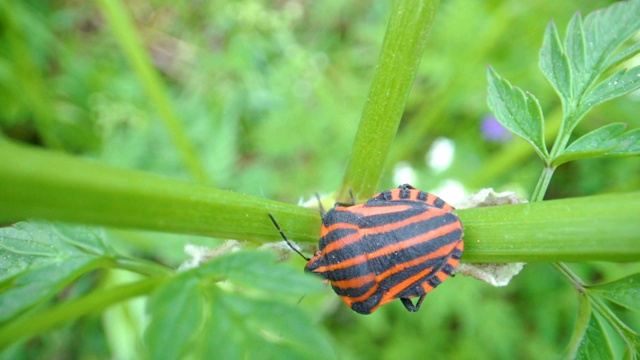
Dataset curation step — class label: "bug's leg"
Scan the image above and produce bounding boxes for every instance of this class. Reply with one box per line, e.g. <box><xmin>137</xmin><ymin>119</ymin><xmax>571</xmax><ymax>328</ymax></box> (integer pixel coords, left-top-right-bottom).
<box><xmin>400</xmin><ymin>295</ymin><xmax>426</xmax><ymax>312</ymax></box>
<box><xmin>334</xmin><ymin>189</ymin><xmax>357</xmax><ymax>207</ymax></box>
<box><xmin>413</xmin><ymin>294</ymin><xmax>426</xmax><ymax>311</ymax></box>
<box><xmin>268</xmin><ymin>213</ymin><xmax>310</xmax><ymax>261</ymax></box>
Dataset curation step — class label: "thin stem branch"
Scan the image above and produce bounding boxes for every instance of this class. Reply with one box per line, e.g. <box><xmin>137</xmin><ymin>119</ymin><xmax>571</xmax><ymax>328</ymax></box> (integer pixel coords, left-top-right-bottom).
<box><xmin>116</xmin><ymin>257</ymin><xmax>173</xmax><ymax>277</ymax></box>
<box><xmin>95</xmin><ymin>0</ymin><xmax>207</xmax><ymax>183</ymax></box>
<box><xmin>531</xmin><ymin>166</ymin><xmax>556</xmax><ymax>202</ymax></box>
<box><xmin>0</xmin><ymin>276</ymin><xmax>166</xmax><ymax>350</ymax></box>
<box><xmin>553</xmin><ymin>263</ymin><xmax>585</xmax><ymax>294</ymax></box>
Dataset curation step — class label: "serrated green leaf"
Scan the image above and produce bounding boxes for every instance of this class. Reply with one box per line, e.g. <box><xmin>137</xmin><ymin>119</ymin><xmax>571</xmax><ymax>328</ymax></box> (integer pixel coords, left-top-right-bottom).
<box><xmin>554</xmin><ymin>124</ymin><xmax>640</xmax><ymax>165</ymax></box>
<box><xmin>486</xmin><ymin>66</ymin><xmax>549</xmax><ymax>161</ymax></box>
<box><xmin>582</xmin><ymin>0</ymin><xmax>640</xmax><ymax>73</ymax></box>
<box><xmin>622</xmin><ymin>343</ymin><xmax>640</xmax><ymax>360</ymax></box>
<box><xmin>0</xmin><ymin>222</ymin><xmax>110</xmax><ymax>279</ymax></box>
<box><xmin>538</xmin><ymin>1</ymin><xmax>640</xmax><ymax>138</ymax></box>
<box><xmin>0</xmin><ymin>257</ymin><xmax>102</xmax><ymax>323</ymax></box>
<box><xmin>201</xmin><ymin>291</ymin><xmax>336</xmax><ymax>360</ymax></box>
<box><xmin>565</xmin><ymin>13</ymin><xmax>588</xmax><ymax>99</ymax></box>
<box><xmin>145</xmin><ymin>251</ymin><xmax>336</xmax><ymax>360</ymax></box>
<box><xmin>203</xmin><ymin>293</ymin><xmax>241</xmax><ymax>359</ymax></box>
<box><xmin>197</xmin><ymin>250</ymin><xmax>325</xmax><ymax>297</ymax></box>
<box><xmin>540</xmin><ymin>21</ymin><xmax>573</xmax><ymax>102</ymax></box>
<box><xmin>583</xmin><ymin>66</ymin><xmax>640</xmax><ymax>111</ymax></box>
<box><xmin>604</xmin><ymin>42</ymin><xmax>640</xmax><ymax>70</ymax></box>
<box><xmin>565</xmin><ymin>294</ymin><xmax>594</xmax><ymax>359</ymax></box>
<box><xmin>627</xmin><ymin>333</ymin><xmax>640</xmax><ymax>358</ymax></box>
<box><xmin>588</xmin><ymin>273</ymin><xmax>640</xmax><ymax>313</ymax></box>
<box><xmin>52</xmin><ymin>223</ymin><xmax>113</xmax><ymax>256</ymax></box>
<box><xmin>0</xmin><ymin>221</ymin><xmax>111</xmax><ymax>322</ymax></box>
<box><xmin>144</xmin><ymin>274</ymin><xmax>204</xmax><ymax>360</ymax></box>
<box><xmin>0</xmin><ymin>222</ymin><xmax>83</xmax><ymax>266</ymax></box>
<box><xmin>553</xmin><ymin>123</ymin><xmax>626</xmax><ymax>165</ymax></box>
<box><xmin>608</xmin><ymin>129</ymin><xmax>640</xmax><ymax>155</ymax></box>
<box><xmin>575</xmin><ymin>308</ymin><xmax>615</xmax><ymax>360</ymax></box>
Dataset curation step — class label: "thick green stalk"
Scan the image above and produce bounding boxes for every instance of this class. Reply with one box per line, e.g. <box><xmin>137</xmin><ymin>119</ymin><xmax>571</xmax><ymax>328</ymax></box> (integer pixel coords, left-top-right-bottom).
<box><xmin>338</xmin><ymin>0</ymin><xmax>439</xmax><ymax>202</ymax></box>
<box><xmin>459</xmin><ymin>192</ymin><xmax>640</xmax><ymax>262</ymax></box>
<box><xmin>0</xmin><ymin>140</ymin><xmax>319</xmax><ymax>244</ymax></box>
<box><xmin>1</xmin><ymin>140</ymin><xmax>639</xmax><ymax>262</ymax></box>
<box><xmin>95</xmin><ymin>0</ymin><xmax>207</xmax><ymax>183</ymax></box>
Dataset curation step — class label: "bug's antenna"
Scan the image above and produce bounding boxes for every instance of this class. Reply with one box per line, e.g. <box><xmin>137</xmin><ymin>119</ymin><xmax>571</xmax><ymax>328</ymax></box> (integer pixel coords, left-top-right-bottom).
<box><xmin>314</xmin><ymin>193</ymin><xmax>325</xmax><ymax>215</ymax></box>
<box><xmin>268</xmin><ymin>213</ymin><xmax>310</xmax><ymax>261</ymax></box>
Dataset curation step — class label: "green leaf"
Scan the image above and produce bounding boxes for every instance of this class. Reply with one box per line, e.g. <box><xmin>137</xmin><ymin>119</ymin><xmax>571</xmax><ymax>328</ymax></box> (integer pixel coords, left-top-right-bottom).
<box><xmin>0</xmin><ymin>221</ymin><xmax>111</xmax><ymax>322</ymax></box>
<box><xmin>564</xmin><ymin>13</ymin><xmax>586</xmax><ymax>96</ymax></box>
<box><xmin>588</xmin><ymin>273</ymin><xmax>640</xmax><ymax>313</ymax></box>
<box><xmin>565</xmin><ymin>294</ymin><xmax>595</xmax><ymax>359</ymax></box>
<box><xmin>50</xmin><ymin>223</ymin><xmax>113</xmax><ymax>256</ymax></box>
<box><xmin>144</xmin><ymin>251</ymin><xmax>335</xmax><ymax>359</ymax></box>
<box><xmin>576</xmin><ymin>312</ymin><xmax>615</xmax><ymax>360</ymax></box>
<box><xmin>144</xmin><ymin>275</ymin><xmax>204</xmax><ymax>360</ymax></box>
<box><xmin>486</xmin><ymin>66</ymin><xmax>549</xmax><ymax>161</ymax></box>
<box><xmin>582</xmin><ymin>0</ymin><xmax>640</xmax><ymax>73</ymax></box>
<box><xmin>553</xmin><ymin>123</ymin><xmax>640</xmax><ymax>166</ymax></box>
<box><xmin>197</xmin><ymin>250</ymin><xmax>325</xmax><ymax>297</ymax></box>
<box><xmin>0</xmin><ymin>257</ymin><xmax>102</xmax><ymax>323</ymax></box>
<box><xmin>608</xmin><ymin>129</ymin><xmax>640</xmax><ymax>155</ymax></box>
<box><xmin>538</xmin><ymin>1</ymin><xmax>640</xmax><ymax>135</ymax></box>
<box><xmin>201</xmin><ymin>291</ymin><xmax>336</xmax><ymax>360</ymax></box>
<box><xmin>623</xmin><ymin>342</ymin><xmax>640</xmax><ymax>360</ymax></box>
<box><xmin>604</xmin><ymin>41</ymin><xmax>640</xmax><ymax>70</ymax></box>
<box><xmin>540</xmin><ymin>21</ymin><xmax>573</xmax><ymax>103</ymax></box>
<box><xmin>574</xmin><ymin>301</ymin><xmax>615</xmax><ymax>360</ymax></box>
<box><xmin>583</xmin><ymin>66</ymin><xmax>640</xmax><ymax>111</ymax></box>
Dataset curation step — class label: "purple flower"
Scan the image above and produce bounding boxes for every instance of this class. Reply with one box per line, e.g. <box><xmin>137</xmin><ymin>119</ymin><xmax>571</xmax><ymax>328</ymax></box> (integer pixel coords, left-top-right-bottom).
<box><xmin>481</xmin><ymin>114</ymin><xmax>512</xmax><ymax>142</ymax></box>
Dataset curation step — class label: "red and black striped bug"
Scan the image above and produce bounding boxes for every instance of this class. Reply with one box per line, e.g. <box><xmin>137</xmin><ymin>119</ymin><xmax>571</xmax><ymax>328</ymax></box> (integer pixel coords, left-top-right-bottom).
<box><xmin>269</xmin><ymin>184</ymin><xmax>463</xmax><ymax>315</ymax></box>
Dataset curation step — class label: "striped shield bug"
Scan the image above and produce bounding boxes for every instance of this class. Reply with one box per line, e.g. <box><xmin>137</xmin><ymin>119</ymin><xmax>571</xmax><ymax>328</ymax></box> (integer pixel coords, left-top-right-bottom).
<box><xmin>269</xmin><ymin>184</ymin><xmax>463</xmax><ymax>315</ymax></box>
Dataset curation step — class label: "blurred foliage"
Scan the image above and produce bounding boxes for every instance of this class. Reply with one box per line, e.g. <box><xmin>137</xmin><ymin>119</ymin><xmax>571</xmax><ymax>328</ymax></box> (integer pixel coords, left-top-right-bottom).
<box><xmin>1</xmin><ymin>0</ymin><xmax>639</xmax><ymax>359</ymax></box>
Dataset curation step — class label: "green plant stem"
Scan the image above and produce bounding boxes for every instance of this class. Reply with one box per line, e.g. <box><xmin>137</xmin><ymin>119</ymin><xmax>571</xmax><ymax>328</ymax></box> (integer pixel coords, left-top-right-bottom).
<box><xmin>458</xmin><ymin>192</ymin><xmax>640</xmax><ymax>262</ymax></box>
<box><xmin>0</xmin><ymin>140</ymin><xmax>319</xmax><ymax>244</ymax></box>
<box><xmin>531</xmin><ymin>166</ymin><xmax>556</xmax><ymax>202</ymax></box>
<box><xmin>553</xmin><ymin>263</ymin><xmax>585</xmax><ymax>293</ymax></box>
<box><xmin>95</xmin><ymin>0</ymin><xmax>207</xmax><ymax>183</ymax></box>
<box><xmin>338</xmin><ymin>0</ymin><xmax>439</xmax><ymax>202</ymax></box>
<box><xmin>549</xmin><ymin>122</ymin><xmax>572</xmax><ymax>162</ymax></box>
<box><xmin>0</xmin><ymin>276</ymin><xmax>165</xmax><ymax>351</ymax></box>
<box><xmin>1</xmin><ymin>140</ymin><xmax>639</xmax><ymax>262</ymax></box>
<box><xmin>116</xmin><ymin>257</ymin><xmax>173</xmax><ymax>277</ymax></box>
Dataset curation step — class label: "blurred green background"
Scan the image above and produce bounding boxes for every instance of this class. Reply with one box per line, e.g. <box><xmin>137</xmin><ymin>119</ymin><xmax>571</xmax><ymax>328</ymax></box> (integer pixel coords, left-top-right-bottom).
<box><xmin>1</xmin><ymin>0</ymin><xmax>639</xmax><ymax>358</ymax></box>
